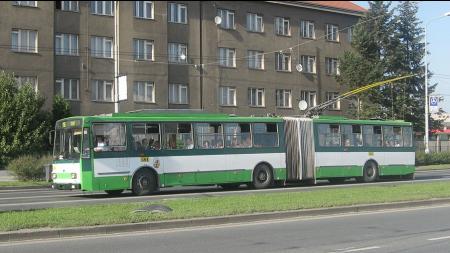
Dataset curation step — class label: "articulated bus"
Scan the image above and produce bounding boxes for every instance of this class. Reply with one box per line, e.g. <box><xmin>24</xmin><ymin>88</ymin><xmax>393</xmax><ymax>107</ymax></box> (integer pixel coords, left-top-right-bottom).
<box><xmin>51</xmin><ymin>112</ymin><xmax>415</xmax><ymax>195</ymax></box>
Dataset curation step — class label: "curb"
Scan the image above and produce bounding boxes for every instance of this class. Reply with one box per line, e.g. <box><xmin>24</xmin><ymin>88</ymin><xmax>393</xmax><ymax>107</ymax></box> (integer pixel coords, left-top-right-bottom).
<box><xmin>0</xmin><ymin>185</ymin><xmax>50</xmax><ymax>191</ymax></box>
<box><xmin>2</xmin><ymin>197</ymin><xmax>450</xmax><ymax>243</ymax></box>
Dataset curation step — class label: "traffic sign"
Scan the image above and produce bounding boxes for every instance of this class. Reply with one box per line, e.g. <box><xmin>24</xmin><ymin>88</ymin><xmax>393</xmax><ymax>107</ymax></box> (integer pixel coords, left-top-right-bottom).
<box><xmin>430</xmin><ymin>96</ymin><xmax>438</xmax><ymax>107</ymax></box>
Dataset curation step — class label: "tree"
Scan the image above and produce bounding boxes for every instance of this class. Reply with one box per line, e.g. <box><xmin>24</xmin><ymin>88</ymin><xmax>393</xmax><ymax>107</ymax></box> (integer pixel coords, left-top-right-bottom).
<box><xmin>337</xmin><ymin>1</ymin><xmax>394</xmax><ymax>119</ymax></box>
<box><xmin>0</xmin><ymin>71</ymin><xmax>49</xmax><ymax>167</ymax></box>
<box><xmin>51</xmin><ymin>95</ymin><xmax>72</xmax><ymax>130</ymax></box>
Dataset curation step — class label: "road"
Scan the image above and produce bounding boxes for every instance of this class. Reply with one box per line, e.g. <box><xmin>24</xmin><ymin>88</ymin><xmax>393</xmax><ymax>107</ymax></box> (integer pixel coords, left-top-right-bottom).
<box><xmin>2</xmin><ymin>204</ymin><xmax>450</xmax><ymax>252</ymax></box>
<box><xmin>1</xmin><ymin>169</ymin><xmax>450</xmax><ymax>211</ymax></box>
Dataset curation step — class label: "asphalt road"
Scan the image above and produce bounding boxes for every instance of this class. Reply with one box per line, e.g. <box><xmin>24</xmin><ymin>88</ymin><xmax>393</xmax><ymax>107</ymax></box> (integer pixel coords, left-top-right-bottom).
<box><xmin>1</xmin><ymin>169</ymin><xmax>450</xmax><ymax>212</ymax></box>
<box><xmin>2</xmin><ymin>204</ymin><xmax>450</xmax><ymax>253</ymax></box>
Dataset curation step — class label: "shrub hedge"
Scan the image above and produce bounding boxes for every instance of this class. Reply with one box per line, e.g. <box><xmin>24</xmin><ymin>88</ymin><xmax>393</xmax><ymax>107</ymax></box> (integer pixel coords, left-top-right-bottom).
<box><xmin>415</xmin><ymin>152</ymin><xmax>450</xmax><ymax>166</ymax></box>
<box><xmin>6</xmin><ymin>154</ymin><xmax>52</xmax><ymax>181</ymax></box>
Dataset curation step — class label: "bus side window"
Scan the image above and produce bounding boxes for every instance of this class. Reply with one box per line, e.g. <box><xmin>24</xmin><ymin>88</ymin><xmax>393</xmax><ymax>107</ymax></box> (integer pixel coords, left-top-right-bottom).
<box><xmin>224</xmin><ymin>123</ymin><xmax>251</xmax><ymax>148</ymax></box>
<box><xmin>92</xmin><ymin>123</ymin><xmax>127</xmax><ymax>152</ymax></box>
<box><xmin>252</xmin><ymin>123</ymin><xmax>279</xmax><ymax>147</ymax></box>
<box><xmin>163</xmin><ymin>123</ymin><xmax>193</xmax><ymax>150</ymax></box>
<box><xmin>393</xmin><ymin>126</ymin><xmax>403</xmax><ymax>147</ymax></box>
<box><xmin>132</xmin><ymin>123</ymin><xmax>160</xmax><ymax>152</ymax></box>
<box><xmin>195</xmin><ymin>123</ymin><xmax>224</xmax><ymax>149</ymax></box>
<box><xmin>363</xmin><ymin>125</ymin><xmax>382</xmax><ymax>147</ymax></box>
<box><xmin>402</xmin><ymin>127</ymin><xmax>413</xmax><ymax>147</ymax></box>
<box><xmin>383</xmin><ymin>126</ymin><xmax>394</xmax><ymax>147</ymax></box>
<box><xmin>373</xmin><ymin>126</ymin><xmax>382</xmax><ymax>147</ymax></box>
<box><xmin>318</xmin><ymin>124</ymin><xmax>340</xmax><ymax>147</ymax></box>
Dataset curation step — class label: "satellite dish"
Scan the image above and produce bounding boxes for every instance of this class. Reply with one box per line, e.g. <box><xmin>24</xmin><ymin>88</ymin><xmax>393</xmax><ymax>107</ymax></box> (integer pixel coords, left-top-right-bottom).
<box><xmin>296</xmin><ymin>64</ymin><xmax>303</xmax><ymax>72</ymax></box>
<box><xmin>214</xmin><ymin>16</ymin><xmax>222</xmax><ymax>25</ymax></box>
<box><xmin>298</xmin><ymin>100</ymin><xmax>308</xmax><ymax>111</ymax></box>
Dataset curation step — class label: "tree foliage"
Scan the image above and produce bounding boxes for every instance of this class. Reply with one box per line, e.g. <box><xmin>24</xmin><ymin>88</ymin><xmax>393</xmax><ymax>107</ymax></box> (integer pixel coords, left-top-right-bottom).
<box><xmin>0</xmin><ymin>71</ymin><xmax>72</xmax><ymax>167</ymax></box>
<box><xmin>338</xmin><ymin>1</ymin><xmax>439</xmax><ymax>132</ymax></box>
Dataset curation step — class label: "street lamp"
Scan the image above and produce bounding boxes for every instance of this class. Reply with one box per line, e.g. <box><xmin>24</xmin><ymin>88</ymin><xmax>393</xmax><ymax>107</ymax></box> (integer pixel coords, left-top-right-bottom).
<box><xmin>424</xmin><ymin>12</ymin><xmax>450</xmax><ymax>154</ymax></box>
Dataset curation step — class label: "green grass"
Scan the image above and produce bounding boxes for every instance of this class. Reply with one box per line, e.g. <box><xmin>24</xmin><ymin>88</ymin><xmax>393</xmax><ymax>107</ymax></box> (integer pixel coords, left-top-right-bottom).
<box><xmin>416</xmin><ymin>164</ymin><xmax>450</xmax><ymax>171</ymax></box>
<box><xmin>3</xmin><ymin>181</ymin><xmax>450</xmax><ymax>232</ymax></box>
<box><xmin>0</xmin><ymin>181</ymin><xmax>50</xmax><ymax>188</ymax></box>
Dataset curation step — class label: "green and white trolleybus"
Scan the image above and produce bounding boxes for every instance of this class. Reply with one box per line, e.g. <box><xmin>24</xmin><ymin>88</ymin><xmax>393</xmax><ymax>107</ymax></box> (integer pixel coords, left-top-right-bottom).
<box><xmin>51</xmin><ymin>112</ymin><xmax>415</xmax><ymax>195</ymax></box>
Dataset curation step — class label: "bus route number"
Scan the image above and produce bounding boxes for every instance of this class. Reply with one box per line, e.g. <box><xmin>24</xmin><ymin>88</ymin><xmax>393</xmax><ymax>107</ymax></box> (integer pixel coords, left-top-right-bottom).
<box><xmin>140</xmin><ymin>157</ymin><xmax>149</xmax><ymax>162</ymax></box>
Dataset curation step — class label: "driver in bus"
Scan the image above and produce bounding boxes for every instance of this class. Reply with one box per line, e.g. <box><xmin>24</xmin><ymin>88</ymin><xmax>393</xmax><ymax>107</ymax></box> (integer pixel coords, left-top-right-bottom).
<box><xmin>94</xmin><ymin>136</ymin><xmax>109</xmax><ymax>152</ymax></box>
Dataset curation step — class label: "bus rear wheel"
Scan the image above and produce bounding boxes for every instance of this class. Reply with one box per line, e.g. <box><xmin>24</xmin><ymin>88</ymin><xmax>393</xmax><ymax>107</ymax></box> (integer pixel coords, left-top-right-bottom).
<box><xmin>252</xmin><ymin>164</ymin><xmax>273</xmax><ymax>189</ymax></box>
<box><xmin>105</xmin><ymin>189</ymin><xmax>124</xmax><ymax>196</ymax></box>
<box><xmin>132</xmin><ymin>170</ymin><xmax>157</xmax><ymax>196</ymax></box>
<box><xmin>358</xmin><ymin>161</ymin><xmax>378</xmax><ymax>183</ymax></box>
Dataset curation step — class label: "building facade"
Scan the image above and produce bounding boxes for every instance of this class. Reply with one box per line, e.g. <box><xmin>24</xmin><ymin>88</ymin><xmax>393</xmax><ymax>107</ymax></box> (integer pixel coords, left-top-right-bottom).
<box><xmin>0</xmin><ymin>1</ymin><xmax>365</xmax><ymax>116</ymax></box>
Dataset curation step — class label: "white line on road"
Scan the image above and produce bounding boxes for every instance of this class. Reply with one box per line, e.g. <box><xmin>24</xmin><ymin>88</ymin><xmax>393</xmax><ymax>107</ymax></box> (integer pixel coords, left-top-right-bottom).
<box><xmin>427</xmin><ymin>235</ymin><xmax>450</xmax><ymax>241</ymax></box>
<box><xmin>329</xmin><ymin>246</ymin><xmax>381</xmax><ymax>253</ymax></box>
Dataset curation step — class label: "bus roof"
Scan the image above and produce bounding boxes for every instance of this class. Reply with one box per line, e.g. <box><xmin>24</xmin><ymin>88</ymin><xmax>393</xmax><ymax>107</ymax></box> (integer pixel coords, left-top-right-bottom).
<box><xmin>57</xmin><ymin>114</ymin><xmax>412</xmax><ymax>126</ymax></box>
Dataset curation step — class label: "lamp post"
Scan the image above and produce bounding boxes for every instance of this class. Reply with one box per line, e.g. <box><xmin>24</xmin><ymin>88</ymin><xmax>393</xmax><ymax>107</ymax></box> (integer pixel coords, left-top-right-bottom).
<box><xmin>424</xmin><ymin>12</ymin><xmax>450</xmax><ymax>154</ymax></box>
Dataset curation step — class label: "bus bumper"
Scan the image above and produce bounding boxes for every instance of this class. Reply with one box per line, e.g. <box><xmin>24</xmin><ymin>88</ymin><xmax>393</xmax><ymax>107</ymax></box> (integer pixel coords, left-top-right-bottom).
<box><xmin>52</xmin><ymin>183</ymin><xmax>81</xmax><ymax>190</ymax></box>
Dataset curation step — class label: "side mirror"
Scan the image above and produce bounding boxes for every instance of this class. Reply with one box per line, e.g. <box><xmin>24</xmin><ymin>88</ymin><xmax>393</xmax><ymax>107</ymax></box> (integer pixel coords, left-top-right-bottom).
<box><xmin>49</xmin><ymin>130</ymin><xmax>55</xmax><ymax>146</ymax></box>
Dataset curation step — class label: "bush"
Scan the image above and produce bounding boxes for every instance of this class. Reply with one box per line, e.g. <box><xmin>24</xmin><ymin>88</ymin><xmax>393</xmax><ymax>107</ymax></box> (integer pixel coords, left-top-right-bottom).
<box><xmin>416</xmin><ymin>151</ymin><xmax>450</xmax><ymax>166</ymax></box>
<box><xmin>6</xmin><ymin>154</ymin><xmax>52</xmax><ymax>181</ymax></box>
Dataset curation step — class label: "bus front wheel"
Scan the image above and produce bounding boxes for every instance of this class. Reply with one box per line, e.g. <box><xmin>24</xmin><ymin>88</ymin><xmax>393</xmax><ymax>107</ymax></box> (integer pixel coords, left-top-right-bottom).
<box><xmin>252</xmin><ymin>164</ymin><xmax>273</xmax><ymax>189</ymax></box>
<box><xmin>132</xmin><ymin>170</ymin><xmax>157</xmax><ymax>196</ymax></box>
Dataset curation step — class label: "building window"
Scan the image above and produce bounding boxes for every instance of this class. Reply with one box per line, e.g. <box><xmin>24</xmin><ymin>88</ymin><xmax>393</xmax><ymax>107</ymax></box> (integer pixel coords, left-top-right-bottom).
<box><xmin>326</xmin><ymin>24</ymin><xmax>339</xmax><ymax>42</ymax></box>
<box><xmin>300</xmin><ymin>55</ymin><xmax>316</xmax><ymax>74</ymax></box>
<box><xmin>247</xmin><ymin>13</ymin><xmax>263</xmax><ymax>32</ymax></box>
<box><xmin>275</xmin><ymin>17</ymin><xmax>290</xmax><ymax>36</ymax></box>
<box><xmin>168</xmin><ymin>43</ymin><xmax>187</xmax><ymax>63</ymax></box>
<box><xmin>300</xmin><ymin>91</ymin><xmax>317</xmax><ymax>108</ymax></box>
<box><xmin>218</xmin><ymin>48</ymin><xmax>236</xmax><ymax>68</ymax></box>
<box><xmin>134</xmin><ymin>81</ymin><xmax>155</xmax><ymax>103</ymax></box>
<box><xmin>133</xmin><ymin>39</ymin><xmax>154</xmax><ymax>61</ymax></box>
<box><xmin>276</xmin><ymin>89</ymin><xmax>292</xmax><ymax>108</ymax></box>
<box><xmin>325</xmin><ymin>57</ymin><xmax>340</xmax><ymax>75</ymax></box>
<box><xmin>58</xmin><ymin>1</ymin><xmax>79</xmax><ymax>11</ymax></box>
<box><xmin>90</xmin><ymin>36</ymin><xmax>113</xmax><ymax>58</ymax></box>
<box><xmin>134</xmin><ymin>1</ymin><xmax>153</xmax><ymax>19</ymax></box>
<box><xmin>90</xmin><ymin>1</ymin><xmax>114</xmax><ymax>16</ymax></box>
<box><xmin>248</xmin><ymin>50</ymin><xmax>264</xmax><ymax>70</ymax></box>
<box><xmin>12</xmin><ymin>1</ymin><xmax>37</xmax><ymax>7</ymax></box>
<box><xmin>326</xmin><ymin>92</ymin><xmax>340</xmax><ymax>110</ymax></box>
<box><xmin>11</xmin><ymin>29</ymin><xmax>37</xmax><ymax>53</ymax></box>
<box><xmin>219</xmin><ymin>86</ymin><xmax>236</xmax><ymax>106</ymax></box>
<box><xmin>248</xmin><ymin>88</ymin><xmax>265</xmax><ymax>107</ymax></box>
<box><xmin>55</xmin><ymin>78</ymin><xmax>79</xmax><ymax>100</ymax></box>
<box><xmin>15</xmin><ymin>76</ymin><xmax>37</xmax><ymax>92</ymax></box>
<box><xmin>217</xmin><ymin>9</ymin><xmax>235</xmax><ymax>29</ymax></box>
<box><xmin>168</xmin><ymin>2</ymin><xmax>187</xmax><ymax>24</ymax></box>
<box><xmin>275</xmin><ymin>52</ymin><xmax>291</xmax><ymax>72</ymax></box>
<box><xmin>301</xmin><ymin>20</ymin><xmax>315</xmax><ymax>39</ymax></box>
<box><xmin>55</xmin><ymin>34</ymin><xmax>78</xmax><ymax>56</ymax></box>
<box><xmin>169</xmin><ymin>83</ymin><xmax>188</xmax><ymax>104</ymax></box>
<box><xmin>91</xmin><ymin>80</ymin><xmax>113</xmax><ymax>102</ymax></box>
<box><xmin>348</xmin><ymin>27</ymin><xmax>353</xmax><ymax>42</ymax></box>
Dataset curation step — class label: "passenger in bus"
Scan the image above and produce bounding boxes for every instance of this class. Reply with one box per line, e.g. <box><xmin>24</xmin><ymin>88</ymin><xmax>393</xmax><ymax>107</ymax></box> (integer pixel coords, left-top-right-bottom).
<box><xmin>152</xmin><ymin>140</ymin><xmax>160</xmax><ymax>150</ymax></box>
<box><xmin>94</xmin><ymin>136</ymin><xmax>109</xmax><ymax>152</ymax></box>
<box><xmin>135</xmin><ymin>141</ymin><xmax>142</xmax><ymax>151</ymax></box>
<box><xmin>141</xmin><ymin>138</ymin><xmax>149</xmax><ymax>150</ymax></box>
<box><xmin>185</xmin><ymin>138</ymin><xmax>194</xmax><ymax>149</ymax></box>
<box><xmin>203</xmin><ymin>140</ymin><xmax>210</xmax><ymax>149</ymax></box>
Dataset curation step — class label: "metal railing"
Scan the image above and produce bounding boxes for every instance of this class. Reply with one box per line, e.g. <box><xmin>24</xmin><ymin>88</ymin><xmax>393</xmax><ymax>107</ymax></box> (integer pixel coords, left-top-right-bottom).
<box><xmin>416</xmin><ymin>141</ymin><xmax>450</xmax><ymax>153</ymax></box>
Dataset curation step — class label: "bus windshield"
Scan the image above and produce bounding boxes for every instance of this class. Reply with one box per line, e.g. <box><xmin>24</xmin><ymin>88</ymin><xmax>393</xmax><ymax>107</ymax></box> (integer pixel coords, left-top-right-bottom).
<box><xmin>54</xmin><ymin>127</ymin><xmax>83</xmax><ymax>160</ymax></box>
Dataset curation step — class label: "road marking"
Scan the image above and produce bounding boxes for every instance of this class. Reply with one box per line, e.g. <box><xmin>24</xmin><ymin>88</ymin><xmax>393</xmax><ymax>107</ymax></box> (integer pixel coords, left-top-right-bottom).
<box><xmin>329</xmin><ymin>246</ymin><xmax>381</xmax><ymax>253</ymax></box>
<box><xmin>427</xmin><ymin>235</ymin><xmax>450</xmax><ymax>241</ymax></box>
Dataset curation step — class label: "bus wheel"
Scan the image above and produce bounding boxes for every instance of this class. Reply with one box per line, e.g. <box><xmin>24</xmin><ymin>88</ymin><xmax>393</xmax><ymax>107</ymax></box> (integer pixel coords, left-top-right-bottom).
<box><xmin>252</xmin><ymin>164</ymin><xmax>273</xmax><ymax>189</ymax></box>
<box><xmin>105</xmin><ymin>190</ymin><xmax>124</xmax><ymax>196</ymax></box>
<box><xmin>360</xmin><ymin>161</ymin><xmax>378</xmax><ymax>183</ymax></box>
<box><xmin>132</xmin><ymin>170</ymin><xmax>157</xmax><ymax>196</ymax></box>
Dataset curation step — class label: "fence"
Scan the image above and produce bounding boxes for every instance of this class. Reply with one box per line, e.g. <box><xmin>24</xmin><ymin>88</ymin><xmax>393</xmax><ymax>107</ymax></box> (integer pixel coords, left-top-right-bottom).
<box><xmin>416</xmin><ymin>141</ymin><xmax>450</xmax><ymax>153</ymax></box>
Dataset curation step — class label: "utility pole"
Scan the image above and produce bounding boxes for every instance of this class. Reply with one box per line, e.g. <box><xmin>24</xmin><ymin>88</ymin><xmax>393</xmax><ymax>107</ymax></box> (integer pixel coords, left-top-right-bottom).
<box><xmin>114</xmin><ymin>1</ymin><xmax>120</xmax><ymax>113</ymax></box>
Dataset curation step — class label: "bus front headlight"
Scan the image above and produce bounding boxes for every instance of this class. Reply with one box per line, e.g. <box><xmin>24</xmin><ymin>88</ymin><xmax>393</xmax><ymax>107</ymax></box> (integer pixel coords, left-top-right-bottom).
<box><xmin>52</xmin><ymin>173</ymin><xmax>57</xmax><ymax>179</ymax></box>
<box><xmin>71</xmin><ymin>173</ymin><xmax>77</xmax><ymax>179</ymax></box>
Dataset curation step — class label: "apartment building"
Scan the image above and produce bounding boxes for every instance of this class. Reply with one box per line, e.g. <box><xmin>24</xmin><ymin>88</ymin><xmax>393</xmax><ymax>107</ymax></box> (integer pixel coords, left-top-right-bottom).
<box><xmin>0</xmin><ymin>1</ymin><xmax>366</xmax><ymax>115</ymax></box>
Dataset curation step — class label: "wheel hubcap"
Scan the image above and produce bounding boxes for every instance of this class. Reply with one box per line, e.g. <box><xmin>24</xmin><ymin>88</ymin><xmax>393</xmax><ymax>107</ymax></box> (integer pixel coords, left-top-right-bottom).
<box><xmin>139</xmin><ymin>176</ymin><xmax>149</xmax><ymax>189</ymax></box>
<box><xmin>367</xmin><ymin>167</ymin><xmax>375</xmax><ymax>178</ymax></box>
<box><xmin>258</xmin><ymin>171</ymin><xmax>267</xmax><ymax>182</ymax></box>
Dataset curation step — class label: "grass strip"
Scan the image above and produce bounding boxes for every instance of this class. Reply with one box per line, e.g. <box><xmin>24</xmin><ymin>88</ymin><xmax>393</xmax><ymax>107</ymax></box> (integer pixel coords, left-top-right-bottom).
<box><xmin>2</xmin><ymin>181</ymin><xmax>450</xmax><ymax>232</ymax></box>
<box><xmin>416</xmin><ymin>164</ymin><xmax>450</xmax><ymax>171</ymax></box>
<box><xmin>0</xmin><ymin>181</ymin><xmax>50</xmax><ymax>188</ymax></box>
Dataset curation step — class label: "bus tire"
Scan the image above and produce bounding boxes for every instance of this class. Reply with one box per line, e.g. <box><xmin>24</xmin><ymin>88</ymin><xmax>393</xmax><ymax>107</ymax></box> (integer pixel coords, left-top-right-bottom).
<box><xmin>359</xmin><ymin>161</ymin><xmax>378</xmax><ymax>183</ymax></box>
<box><xmin>252</xmin><ymin>163</ymin><xmax>273</xmax><ymax>189</ymax></box>
<box><xmin>105</xmin><ymin>189</ymin><xmax>124</xmax><ymax>196</ymax></box>
<box><xmin>132</xmin><ymin>169</ymin><xmax>157</xmax><ymax>196</ymax></box>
